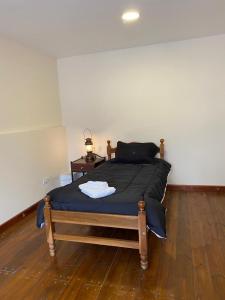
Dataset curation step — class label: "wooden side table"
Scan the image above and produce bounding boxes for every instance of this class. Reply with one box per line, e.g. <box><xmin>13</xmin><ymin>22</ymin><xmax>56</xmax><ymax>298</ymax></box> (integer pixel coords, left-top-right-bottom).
<box><xmin>70</xmin><ymin>156</ymin><xmax>106</xmax><ymax>181</ymax></box>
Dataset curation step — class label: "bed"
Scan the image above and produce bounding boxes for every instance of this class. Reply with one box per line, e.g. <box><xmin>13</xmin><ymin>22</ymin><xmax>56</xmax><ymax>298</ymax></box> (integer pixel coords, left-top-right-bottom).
<box><xmin>37</xmin><ymin>139</ymin><xmax>171</xmax><ymax>270</ymax></box>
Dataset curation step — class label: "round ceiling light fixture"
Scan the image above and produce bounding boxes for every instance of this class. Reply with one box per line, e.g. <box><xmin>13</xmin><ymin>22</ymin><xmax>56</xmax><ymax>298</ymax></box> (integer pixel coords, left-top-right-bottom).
<box><xmin>121</xmin><ymin>10</ymin><xmax>140</xmax><ymax>23</ymax></box>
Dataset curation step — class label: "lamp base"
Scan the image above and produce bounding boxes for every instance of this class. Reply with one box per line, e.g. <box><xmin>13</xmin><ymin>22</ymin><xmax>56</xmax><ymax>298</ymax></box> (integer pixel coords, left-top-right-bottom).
<box><xmin>85</xmin><ymin>152</ymin><xmax>96</xmax><ymax>162</ymax></box>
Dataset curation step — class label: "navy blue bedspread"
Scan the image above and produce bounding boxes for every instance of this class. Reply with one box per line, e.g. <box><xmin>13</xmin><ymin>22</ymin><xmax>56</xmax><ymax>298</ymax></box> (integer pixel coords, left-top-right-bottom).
<box><xmin>37</xmin><ymin>159</ymin><xmax>171</xmax><ymax>238</ymax></box>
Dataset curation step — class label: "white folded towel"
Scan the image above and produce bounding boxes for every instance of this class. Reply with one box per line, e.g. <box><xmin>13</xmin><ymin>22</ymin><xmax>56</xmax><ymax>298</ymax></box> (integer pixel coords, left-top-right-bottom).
<box><xmin>79</xmin><ymin>181</ymin><xmax>116</xmax><ymax>198</ymax></box>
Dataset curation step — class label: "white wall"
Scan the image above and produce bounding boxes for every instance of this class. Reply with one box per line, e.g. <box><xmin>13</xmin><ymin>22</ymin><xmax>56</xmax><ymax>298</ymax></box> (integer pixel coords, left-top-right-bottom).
<box><xmin>0</xmin><ymin>37</ymin><xmax>67</xmax><ymax>224</ymax></box>
<box><xmin>58</xmin><ymin>35</ymin><xmax>225</xmax><ymax>185</ymax></box>
<box><xmin>0</xmin><ymin>37</ymin><xmax>62</xmax><ymax>131</ymax></box>
<box><xmin>0</xmin><ymin>127</ymin><xmax>67</xmax><ymax>224</ymax></box>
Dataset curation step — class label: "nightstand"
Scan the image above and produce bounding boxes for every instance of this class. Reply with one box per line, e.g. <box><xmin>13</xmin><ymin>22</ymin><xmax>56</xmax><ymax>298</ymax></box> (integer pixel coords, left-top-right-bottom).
<box><xmin>70</xmin><ymin>156</ymin><xmax>106</xmax><ymax>181</ymax></box>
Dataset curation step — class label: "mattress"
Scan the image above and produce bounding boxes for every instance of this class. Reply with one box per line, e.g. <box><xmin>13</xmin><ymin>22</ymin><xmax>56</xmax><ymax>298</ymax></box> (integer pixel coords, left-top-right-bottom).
<box><xmin>37</xmin><ymin>158</ymin><xmax>171</xmax><ymax>238</ymax></box>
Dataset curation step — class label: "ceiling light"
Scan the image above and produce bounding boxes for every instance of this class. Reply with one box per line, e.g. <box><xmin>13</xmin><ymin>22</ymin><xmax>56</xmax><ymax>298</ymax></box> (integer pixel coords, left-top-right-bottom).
<box><xmin>122</xmin><ymin>10</ymin><xmax>140</xmax><ymax>23</ymax></box>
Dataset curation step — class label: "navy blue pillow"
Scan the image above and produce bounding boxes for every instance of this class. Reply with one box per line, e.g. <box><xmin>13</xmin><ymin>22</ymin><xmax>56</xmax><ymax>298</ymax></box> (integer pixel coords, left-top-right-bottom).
<box><xmin>115</xmin><ymin>141</ymin><xmax>159</xmax><ymax>163</ymax></box>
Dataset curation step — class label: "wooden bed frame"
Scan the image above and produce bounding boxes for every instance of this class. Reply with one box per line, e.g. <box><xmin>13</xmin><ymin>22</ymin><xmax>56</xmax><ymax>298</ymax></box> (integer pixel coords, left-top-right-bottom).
<box><xmin>43</xmin><ymin>138</ymin><xmax>165</xmax><ymax>270</ymax></box>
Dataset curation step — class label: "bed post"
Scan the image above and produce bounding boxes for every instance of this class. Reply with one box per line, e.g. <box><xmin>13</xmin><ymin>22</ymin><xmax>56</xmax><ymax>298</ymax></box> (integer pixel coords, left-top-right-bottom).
<box><xmin>138</xmin><ymin>200</ymin><xmax>148</xmax><ymax>270</ymax></box>
<box><xmin>107</xmin><ymin>140</ymin><xmax>112</xmax><ymax>160</ymax></box>
<box><xmin>44</xmin><ymin>195</ymin><xmax>55</xmax><ymax>256</ymax></box>
<box><xmin>160</xmin><ymin>138</ymin><xmax>164</xmax><ymax>159</ymax></box>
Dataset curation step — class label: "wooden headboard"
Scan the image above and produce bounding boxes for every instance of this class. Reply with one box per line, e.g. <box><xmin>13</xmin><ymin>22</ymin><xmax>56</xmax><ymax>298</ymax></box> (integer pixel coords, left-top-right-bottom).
<box><xmin>107</xmin><ymin>139</ymin><xmax>165</xmax><ymax>160</ymax></box>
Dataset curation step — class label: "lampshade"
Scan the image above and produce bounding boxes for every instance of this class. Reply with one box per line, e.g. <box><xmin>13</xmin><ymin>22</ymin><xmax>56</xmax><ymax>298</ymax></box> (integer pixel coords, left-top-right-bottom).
<box><xmin>85</xmin><ymin>137</ymin><xmax>93</xmax><ymax>152</ymax></box>
<box><xmin>83</xmin><ymin>130</ymin><xmax>96</xmax><ymax>162</ymax></box>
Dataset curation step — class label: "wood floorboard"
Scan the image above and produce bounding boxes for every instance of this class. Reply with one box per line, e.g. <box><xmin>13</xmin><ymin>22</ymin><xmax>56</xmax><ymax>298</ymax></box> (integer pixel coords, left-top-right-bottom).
<box><xmin>0</xmin><ymin>191</ymin><xmax>225</xmax><ymax>299</ymax></box>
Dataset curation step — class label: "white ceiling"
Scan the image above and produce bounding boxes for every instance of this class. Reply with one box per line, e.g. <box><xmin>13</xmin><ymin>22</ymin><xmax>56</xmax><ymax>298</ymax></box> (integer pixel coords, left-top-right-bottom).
<box><xmin>0</xmin><ymin>0</ymin><xmax>225</xmax><ymax>58</ymax></box>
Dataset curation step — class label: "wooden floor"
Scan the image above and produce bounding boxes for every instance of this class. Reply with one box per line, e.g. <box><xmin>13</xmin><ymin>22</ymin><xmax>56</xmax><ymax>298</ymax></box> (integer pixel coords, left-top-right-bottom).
<box><xmin>0</xmin><ymin>191</ymin><xmax>225</xmax><ymax>300</ymax></box>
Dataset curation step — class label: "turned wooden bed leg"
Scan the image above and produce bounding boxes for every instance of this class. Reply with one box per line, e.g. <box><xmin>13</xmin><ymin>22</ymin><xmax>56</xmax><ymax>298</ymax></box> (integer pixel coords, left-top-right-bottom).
<box><xmin>44</xmin><ymin>195</ymin><xmax>55</xmax><ymax>256</ymax></box>
<box><xmin>138</xmin><ymin>200</ymin><xmax>148</xmax><ymax>270</ymax></box>
<box><xmin>160</xmin><ymin>138</ymin><xmax>164</xmax><ymax>159</ymax></box>
<box><xmin>107</xmin><ymin>140</ymin><xmax>112</xmax><ymax>160</ymax></box>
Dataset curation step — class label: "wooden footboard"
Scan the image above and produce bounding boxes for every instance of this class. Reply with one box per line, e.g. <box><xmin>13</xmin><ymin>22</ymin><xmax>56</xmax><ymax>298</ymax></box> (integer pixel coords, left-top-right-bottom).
<box><xmin>43</xmin><ymin>196</ymin><xmax>148</xmax><ymax>270</ymax></box>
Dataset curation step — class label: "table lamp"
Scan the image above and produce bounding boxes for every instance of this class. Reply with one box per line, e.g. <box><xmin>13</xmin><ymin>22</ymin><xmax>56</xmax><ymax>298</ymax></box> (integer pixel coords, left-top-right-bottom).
<box><xmin>84</xmin><ymin>129</ymin><xmax>96</xmax><ymax>162</ymax></box>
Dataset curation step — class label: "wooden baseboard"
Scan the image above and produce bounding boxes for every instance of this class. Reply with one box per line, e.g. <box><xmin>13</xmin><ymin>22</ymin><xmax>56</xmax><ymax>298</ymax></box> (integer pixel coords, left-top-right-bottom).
<box><xmin>167</xmin><ymin>184</ymin><xmax>225</xmax><ymax>192</ymax></box>
<box><xmin>0</xmin><ymin>201</ymin><xmax>40</xmax><ymax>233</ymax></box>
